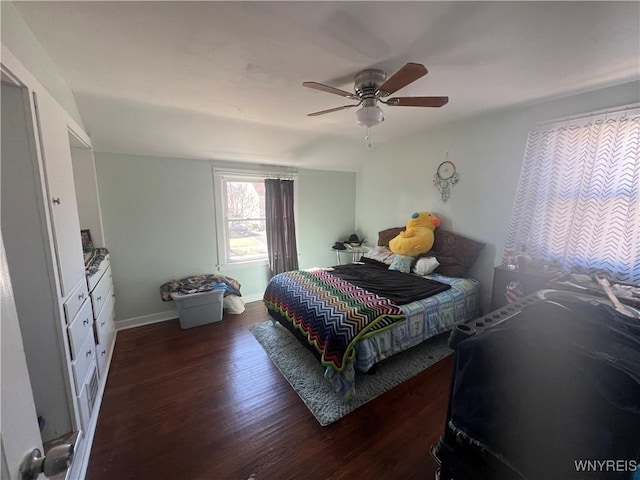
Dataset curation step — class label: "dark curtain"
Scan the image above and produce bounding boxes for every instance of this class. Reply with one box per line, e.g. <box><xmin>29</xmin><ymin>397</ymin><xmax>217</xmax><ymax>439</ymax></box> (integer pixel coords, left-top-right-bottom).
<box><xmin>265</xmin><ymin>179</ymin><xmax>298</xmax><ymax>277</ymax></box>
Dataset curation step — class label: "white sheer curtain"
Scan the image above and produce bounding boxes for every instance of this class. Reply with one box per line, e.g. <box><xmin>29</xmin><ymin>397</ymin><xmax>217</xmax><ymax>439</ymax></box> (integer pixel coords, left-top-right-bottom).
<box><xmin>504</xmin><ymin>107</ymin><xmax>640</xmax><ymax>283</ymax></box>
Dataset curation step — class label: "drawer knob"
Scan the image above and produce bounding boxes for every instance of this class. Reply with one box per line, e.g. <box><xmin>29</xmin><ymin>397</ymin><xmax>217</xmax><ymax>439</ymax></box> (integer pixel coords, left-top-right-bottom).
<box><xmin>86</xmin><ymin>350</ymin><xmax>92</xmax><ymax>358</ymax></box>
<box><xmin>78</xmin><ymin>293</ymin><xmax>85</xmax><ymax>300</ymax></box>
<box><xmin>101</xmin><ymin>351</ymin><xmax>106</xmax><ymax>356</ymax></box>
<box><xmin>97</xmin><ymin>296</ymin><xmax>102</xmax><ymax>301</ymax></box>
<box><xmin>83</xmin><ymin>319</ymin><xmax>89</xmax><ymax>326</ymax></box>
<box><xmin>100</xmin><ymin>322</ymin><xmax>105</xmax><ymax>327</ymax></box>
<box><xmin>52</xmin><ymin>197</ymin><xmax>61</xmax><ymax>205</ymax></box>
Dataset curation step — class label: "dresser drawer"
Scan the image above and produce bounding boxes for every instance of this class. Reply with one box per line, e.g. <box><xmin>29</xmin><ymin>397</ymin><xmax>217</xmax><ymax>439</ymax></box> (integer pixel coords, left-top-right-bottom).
<box><xmin>96</xmin><ymin>343</ymin><xmax>110</xmax><ymax>379</ymax></box>
<box><xmin>72</xmin><ymin>328</ymin><xmax>96</xmax><ymax>392</ymax></box>
<box><xmin>64</xmin><ymin>281</ymin><xmax>89</xmax><ymax>324</ymax></box>
<box><xmin>95</xmin><ymin>287</ymin><xmax>115</xmax><ymax>347</ymax></box>
<box><xmin>86</xmin><ymin>254</ymin><xmax>110</xmax><ymax>291</ymax></box>
<box><xmin>67</xmin><ymin>300</ymin><xmax>94</xmax><ymax>361</ymax></box>
<box><xmin>90</xmin><ymin>266</ymin><xmax>112</xmax><ymax>319</ymax></box>
<box><xmin>76</xmin><ymin>365</ymin><xmax>99</xmax><ymax>432</ymax></box>
<box><xmin>76</xmin><ymin>378</ymin><xmax>91</xmax><ymax>433</ymax></box>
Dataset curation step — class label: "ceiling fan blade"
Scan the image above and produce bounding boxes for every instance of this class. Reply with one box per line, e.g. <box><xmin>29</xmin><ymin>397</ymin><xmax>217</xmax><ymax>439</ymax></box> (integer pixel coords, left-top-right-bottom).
<box><xmin>302</xmin><ymin>82</ymin><xmax>357</xmax><ymax>99</ymax></box>
<box><xmin>376</xmin><ymin>63</ymin><xmax>428</xmax><ymax>97</ymax></box>
<box><xmin>307</xmin><ymin>104</ymin><xmax>360</xmax><ymax>117</ymax></box>
<box><xmin>385</xmin><ymin>96</ymin><xmax>449</xmax><ymax>107</ymax></box>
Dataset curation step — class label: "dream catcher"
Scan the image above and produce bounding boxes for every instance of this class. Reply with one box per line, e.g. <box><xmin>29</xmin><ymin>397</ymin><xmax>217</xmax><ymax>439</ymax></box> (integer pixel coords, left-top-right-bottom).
<box><xmin>433</xmin><ymin>156</ymin><xmax>460</xmax><ymax>203</ymax></box>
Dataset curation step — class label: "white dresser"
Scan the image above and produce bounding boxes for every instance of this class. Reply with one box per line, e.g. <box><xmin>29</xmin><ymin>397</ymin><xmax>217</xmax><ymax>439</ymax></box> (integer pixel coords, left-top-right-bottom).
<box><xmin>60</xmin><ymin>253</ymin><xmax>116</xmax><ymax>435</ymax></box>
<box><xmin>88</xmin><ymin>255</ymin><xmax>116</xmax><ymax>379</ymax></box>
<box><xmin>65</xmin><ymin>280</ymin><xmax>98</xmax><ymax>434</ymax></box>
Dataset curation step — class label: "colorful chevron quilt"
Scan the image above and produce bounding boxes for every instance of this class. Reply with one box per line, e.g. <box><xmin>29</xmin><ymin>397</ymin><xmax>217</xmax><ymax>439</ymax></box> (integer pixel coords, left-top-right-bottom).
<box><xmin>263</xmin><ymin>268</ymin><xmax>408</xmax><ymax>371</ymax></box>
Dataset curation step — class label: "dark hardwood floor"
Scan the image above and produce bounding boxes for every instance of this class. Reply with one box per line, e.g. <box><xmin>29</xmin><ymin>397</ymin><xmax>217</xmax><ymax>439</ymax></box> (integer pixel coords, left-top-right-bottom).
<box><xmin>86</xmin><ymin>301</ymin><xmax>453</xmax><ymax>480</ymax></box>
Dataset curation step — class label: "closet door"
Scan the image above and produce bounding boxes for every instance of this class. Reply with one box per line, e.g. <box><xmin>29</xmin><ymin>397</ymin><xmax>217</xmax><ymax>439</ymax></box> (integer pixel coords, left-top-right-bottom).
<box><xmin>34</xmin><ymin>92</ymin><xmax>85</xmax><ymax>297</ymax></box>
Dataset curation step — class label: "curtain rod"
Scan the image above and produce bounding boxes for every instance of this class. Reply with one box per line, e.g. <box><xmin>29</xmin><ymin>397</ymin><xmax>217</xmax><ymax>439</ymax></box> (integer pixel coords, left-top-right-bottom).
<box><xmin>215</xmin><ymin>169</ymin><xmax>298</xmax><ymax>181</ymax></box>
<box><xmin>265</xmin><ymin>175</ymin><xmax>297</xmax><ymax>180</ymax></box>
<box><xmin>536</xmin><ymin>102</ymin><xmax>640</xmax><ymax>128</ymax></box>
<box><xmin>212</xmin><ymin>164</ymin><xmax>297</xmax><ymax>178</ymax></box>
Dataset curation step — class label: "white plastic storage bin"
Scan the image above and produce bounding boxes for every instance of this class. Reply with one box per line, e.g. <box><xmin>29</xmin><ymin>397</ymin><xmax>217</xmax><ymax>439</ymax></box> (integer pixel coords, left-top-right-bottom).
<box><xmin>170</xmin><ymin>288</ymin><xmax>224</xmax><ymax>329</ymax></box>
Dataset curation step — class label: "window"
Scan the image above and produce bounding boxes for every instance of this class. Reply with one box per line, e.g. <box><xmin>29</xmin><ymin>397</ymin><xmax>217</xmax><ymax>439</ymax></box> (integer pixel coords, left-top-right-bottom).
<box><xmin>504</xmin><ymin>106</ymin><xmax>639</xmax><ymax>283</ymax></box>
<box><xmin>214</xmin><ymin>171</ymin><xmax>268</xmax><ymax>265</ymax></box>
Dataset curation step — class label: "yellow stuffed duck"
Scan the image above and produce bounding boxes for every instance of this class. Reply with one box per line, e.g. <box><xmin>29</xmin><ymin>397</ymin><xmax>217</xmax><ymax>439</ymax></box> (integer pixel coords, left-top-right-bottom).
<box><xmin>389</xmin><ymin>211</ymin><xmax>441</xmax><ymax>257</ymax></box>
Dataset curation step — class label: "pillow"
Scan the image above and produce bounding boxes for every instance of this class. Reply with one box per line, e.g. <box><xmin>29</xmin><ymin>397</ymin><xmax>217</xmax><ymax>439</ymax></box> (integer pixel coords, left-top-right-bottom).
<box><xmin>388</xmin><ymin>253</ymin><xmax>414</xmax><ymax>274</ymax></box>
<box><xmin>377</xmin><ymin>227</ymin><xmax>405</xmax><ymax>248</ymax></box>
<box><xmin>430</xmin><ymin>230</ymin><xmax>485</xmax><ymax>277</ymax></box>
<box><xmin>413</xmin><ymin>256</ymin><xmax>440</xmax><ymax>276</ymax></box>
<box><xmin>363</xmin><ymin>246</ymin><xmax>395</xmax><ymax>265</ymax></box>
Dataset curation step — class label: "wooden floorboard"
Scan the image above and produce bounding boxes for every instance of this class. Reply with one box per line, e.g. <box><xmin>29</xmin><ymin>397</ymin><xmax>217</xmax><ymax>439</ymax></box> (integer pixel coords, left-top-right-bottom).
<box><xmin>86</xmin><ymin>301</ymin><xmax>452</xmax><ymax>480</ymax></box>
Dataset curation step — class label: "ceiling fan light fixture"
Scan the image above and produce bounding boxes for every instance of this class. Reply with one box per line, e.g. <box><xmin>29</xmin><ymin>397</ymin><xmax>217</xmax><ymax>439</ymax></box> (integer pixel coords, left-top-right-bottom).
<box><xmin>356</xmin><ymin>105</ymin><xmax>384</xmax><ymax>127</ymax></box>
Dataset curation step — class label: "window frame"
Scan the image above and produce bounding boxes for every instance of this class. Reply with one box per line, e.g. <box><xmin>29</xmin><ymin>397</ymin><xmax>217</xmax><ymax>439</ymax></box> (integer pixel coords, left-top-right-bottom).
<box><xmin>213</xmin><ymin>167</ymin><xmax>298</xmax><ymax>269</ymax></box>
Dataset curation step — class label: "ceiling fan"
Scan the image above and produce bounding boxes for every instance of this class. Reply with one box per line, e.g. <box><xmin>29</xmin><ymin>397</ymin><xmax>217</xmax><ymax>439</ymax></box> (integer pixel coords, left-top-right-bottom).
<box><xmin>302</xmin><ymin>62</ymin><xmax>448</xmax><ymax>130</ymax></box>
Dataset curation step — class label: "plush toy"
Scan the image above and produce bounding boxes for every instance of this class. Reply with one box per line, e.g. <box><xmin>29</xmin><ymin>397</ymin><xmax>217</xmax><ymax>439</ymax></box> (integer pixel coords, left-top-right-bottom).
<box><xmin>389</xmin><ymin>211</ymin><xmax>440</xmax><ymax>257</ymax></box>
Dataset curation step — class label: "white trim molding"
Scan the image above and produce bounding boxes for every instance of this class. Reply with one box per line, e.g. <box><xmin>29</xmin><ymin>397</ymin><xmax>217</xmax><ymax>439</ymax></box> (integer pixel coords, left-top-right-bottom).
<box><xmin>115</xmin><ymin>310</ymin><xmax>178</xmax><ymax>331</ymax></box>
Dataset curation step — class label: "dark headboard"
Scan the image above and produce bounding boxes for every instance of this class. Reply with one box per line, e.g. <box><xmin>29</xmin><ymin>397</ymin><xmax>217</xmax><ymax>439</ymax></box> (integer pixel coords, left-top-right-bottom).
<box><xmin>377</xmin><ymin>227</ymin><xmax>485</xmax><ymax>278</ymax></box>
<box><xmin>377</xmin><ymin>227</ymin><xmax>404</xmax><ymax>248</ymax></box>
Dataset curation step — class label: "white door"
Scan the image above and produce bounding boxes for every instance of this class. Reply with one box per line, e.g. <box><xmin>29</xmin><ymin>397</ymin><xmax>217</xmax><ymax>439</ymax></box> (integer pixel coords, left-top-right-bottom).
<box><xmin>0</xmin><ymin>234</ymin><xmax>45</xmax><ymax>479</ymax></box>
<box><xmin>33</xmin><ymin>92</ymin><xmax>85</xmax><ymax>297</ymax></box>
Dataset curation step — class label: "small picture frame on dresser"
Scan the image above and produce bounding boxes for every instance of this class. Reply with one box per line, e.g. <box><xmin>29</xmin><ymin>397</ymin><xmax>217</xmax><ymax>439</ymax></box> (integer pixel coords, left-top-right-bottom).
<box><xmin>81</xmin><ymin>229</ymin><xmax>93</xmax><ymax>252</ymax></box>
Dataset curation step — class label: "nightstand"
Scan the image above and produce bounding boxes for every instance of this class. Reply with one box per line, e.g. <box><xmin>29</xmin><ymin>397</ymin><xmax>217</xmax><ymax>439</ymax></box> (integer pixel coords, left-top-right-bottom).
<box><xmin>490</xmin><ymin>266</ymin><xmax>562</xmax><ymax>311</ymax></box>
<box><xmin>332</xmin><ymin>245</ymin><xmax>368</xmax><ymax>265</ymax></box>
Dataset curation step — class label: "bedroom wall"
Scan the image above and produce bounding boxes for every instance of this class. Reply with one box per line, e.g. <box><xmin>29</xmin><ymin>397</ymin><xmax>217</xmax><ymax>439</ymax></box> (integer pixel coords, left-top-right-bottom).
<box><xmin>1</xmin><ymin>2</ymin><xmax>84</xmax><ymax>128</ymax></box>
<box><xmin>355</xmin><ymin>80</ymin><xmax>640</xmax><ymax>311</ymax></box>
<box><xmin>94</xmin><ymin>152</ymin><xmax>356</xmax><ymax>325</ymax></box>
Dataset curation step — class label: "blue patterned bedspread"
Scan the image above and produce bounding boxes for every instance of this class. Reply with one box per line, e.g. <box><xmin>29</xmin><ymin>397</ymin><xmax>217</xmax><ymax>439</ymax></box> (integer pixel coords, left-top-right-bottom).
<box><xmin>325</xmin><ymin>274</ymin><xmax>480</xmax><ymax>399</ymax></box>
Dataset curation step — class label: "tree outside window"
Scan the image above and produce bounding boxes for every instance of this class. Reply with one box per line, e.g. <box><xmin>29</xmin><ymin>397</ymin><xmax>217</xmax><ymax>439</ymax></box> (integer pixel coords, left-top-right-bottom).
<box><xmin>224</xmin><ymin>179</ymin><xmax>267</xmax><ymax>262</ymax></box>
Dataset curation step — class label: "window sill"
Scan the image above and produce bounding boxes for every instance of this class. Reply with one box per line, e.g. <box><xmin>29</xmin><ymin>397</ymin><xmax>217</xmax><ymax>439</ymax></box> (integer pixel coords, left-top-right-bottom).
<box><xmin>218</xmin><ymin>259</ymin><xmax>269</xmax><ymax>271</ymax></box>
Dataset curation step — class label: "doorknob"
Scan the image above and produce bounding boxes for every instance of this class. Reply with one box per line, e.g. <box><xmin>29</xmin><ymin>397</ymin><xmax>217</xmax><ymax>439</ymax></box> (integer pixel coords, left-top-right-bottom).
<box><xmin>20</xmin><ymin>444</ymin><xmax>74</xmax><ymax>480</ymax></box>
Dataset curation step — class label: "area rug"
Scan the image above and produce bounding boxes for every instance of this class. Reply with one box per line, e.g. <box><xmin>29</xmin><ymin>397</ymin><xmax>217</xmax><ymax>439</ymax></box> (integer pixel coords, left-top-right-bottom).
<box><xmin>249</xmin><ymin>321</ymin><xmax>452</xmax><ymax>426</ymax></box>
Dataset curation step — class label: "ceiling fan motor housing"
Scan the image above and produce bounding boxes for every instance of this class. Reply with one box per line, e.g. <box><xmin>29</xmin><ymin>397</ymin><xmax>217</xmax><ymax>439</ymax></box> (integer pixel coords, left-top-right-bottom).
<box><xmin>354</xmin><ymin>69</ymin><xmax>387</xmax><ymax>99</ymax></box>
<box><xmin>354</xmin><ymin>69</ymin><xmax>386</xmax><ymax>127</ymax></box>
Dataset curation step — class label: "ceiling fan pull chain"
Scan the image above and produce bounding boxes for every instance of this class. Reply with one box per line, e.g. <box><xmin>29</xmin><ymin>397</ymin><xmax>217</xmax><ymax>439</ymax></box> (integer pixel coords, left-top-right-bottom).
<box><xmin>365</xmin><ymin>127</ymin><xmax>373</xmax><ymax>148</ymax></box>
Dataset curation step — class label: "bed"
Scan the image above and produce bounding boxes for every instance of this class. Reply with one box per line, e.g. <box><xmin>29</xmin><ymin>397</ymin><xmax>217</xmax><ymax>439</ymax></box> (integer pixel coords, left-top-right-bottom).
<box><xmin>263</xmin><ymin>227</ymin><xmax>484</xmax><ymax>400</ymax></box>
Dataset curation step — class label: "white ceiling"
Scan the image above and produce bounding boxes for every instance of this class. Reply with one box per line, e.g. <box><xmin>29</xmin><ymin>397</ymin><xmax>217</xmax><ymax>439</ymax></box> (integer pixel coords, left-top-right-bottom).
<box><xmin>12</xmin><ymin>1</ymin><xmax>640</xmax><ymax>171</ymax></box>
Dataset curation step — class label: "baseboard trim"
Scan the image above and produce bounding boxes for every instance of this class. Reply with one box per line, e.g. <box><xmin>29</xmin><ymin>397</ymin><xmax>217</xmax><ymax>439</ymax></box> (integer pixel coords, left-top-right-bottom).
<box><xmin>242</xmin><ymin>293</ymin><xmax>264</xmax><ymax>304</ymax></box>
<box><xmin>115</xmin><ymin>310</ymin><xmax>177</xmax><ymax>331</ymax></box>
<box><xmin>115</xmin><ymin>295</ymin><xmax>264</xmax><ymax>331</ymax></box>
